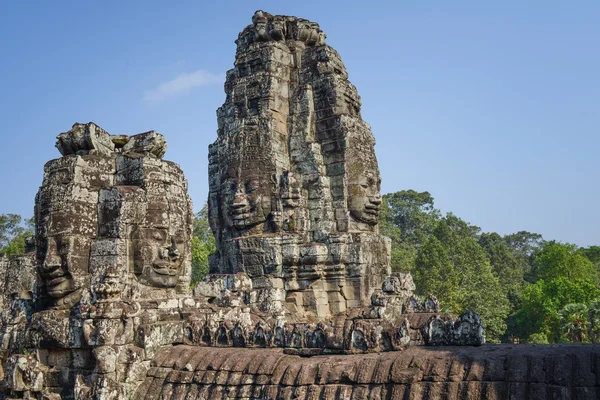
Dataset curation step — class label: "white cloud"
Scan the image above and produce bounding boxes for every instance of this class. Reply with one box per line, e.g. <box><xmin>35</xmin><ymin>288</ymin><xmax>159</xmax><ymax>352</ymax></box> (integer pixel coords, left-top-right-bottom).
<box><xmin>143</xmin><ymin>69</ymin><xmax>223</xmax><ymax>104</ymax></box>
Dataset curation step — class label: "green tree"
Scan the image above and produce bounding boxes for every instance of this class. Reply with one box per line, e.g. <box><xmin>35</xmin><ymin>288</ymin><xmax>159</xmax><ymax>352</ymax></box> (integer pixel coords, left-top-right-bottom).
<box><xmin>379</xmin><ymin>190</ymin><xmax>441</xmax><ymax>272</ymax></box>
<box><xmin>514</xmin><ymin>278</ymin><xmax>600</xmax><ymax>342</ymax></box>
<box><xmin>587</xmin><ymin>299</ymin><xmax>600</xmax><ymax>343</ymax></box>
<box><xmin>0</xmin><ymin>214</ymin><xmax>25</xmax><ymax>247</ymax></box>
<box><xmin>530</xmin><ymin>241</ymin><xmax>598</xmax><ymax>284</ymax></box>
<box><xmin>559</xmin><ymin>303</ymin><xmax>589</xmax><ymax>343</ymax></box>
<box><xmin>503</xmin><ymin>231</ymin><xmax>544</xmax><ymax>281</ymax></box>
<box><xmin>478</xmin><ymin>232</ymin><xmax>525</xmax><ymax>297</ymax></box>
<box><xmin>527</xmin><ymin>332</ymin><xmax>549</xmax><ymax>344</ymax></box>
<box><xmin>414</xmin><ymin>214</ymin><xmax>509</xmax><ymax>342</ymax></box>
<box><xmin>503</xmin><ymin>231</ymin><xmax>544</xmax><ymax>259</ymax></box>
<box><xmin>578</xmin><ymin>245</ymin><xmax>600</xmax><ymax>276</ymax></box>
<box><xmin>190</xmin><ymin>205</ymin><xmax>216</xmax><ymax>286</ymax></box>
<box><xmin>0</xmin><ymin>214</ymin><xmax>33</xmax><ymax>258</ymax></box>
<box><xmin>479</xmin><ymin>232</ymin><xmax>529</xmax><ymax>342</ymax></box>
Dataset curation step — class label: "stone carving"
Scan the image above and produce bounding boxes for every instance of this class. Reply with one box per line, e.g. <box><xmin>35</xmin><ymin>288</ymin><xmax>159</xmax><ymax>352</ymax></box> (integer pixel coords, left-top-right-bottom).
<box><xmin>55</xmin><ymin>122</ymin><xmax>114</xmax><ymax>157</ymax></box>
<box><xmin>136</xmin><ymin>344</ymin><xmax>600</xmax><ymax>399</ymax></box>
<box><xmin>207</xmin><ymin>9</ymin><xmax>391</xmax><ymax>319</ymax></box>
<box><xmin>0</xmin><ymin>123</ymin><xmax>194</xmax><ymax>398</ymax></box>
<box><xmin>421</xmin><ymin>311</ymin><xmax>485</xmax><ymax>346</ymax></box>
<box><xmin>3</xmin><ymin>354</ymin><xmax>50</xmax><ymax>397</ymax></box>
<box><xmin>0</xmin><ymin>11</ymin><xmax>489</xmax><ymax>400</ymax></box>
<box><xmin>35</xmin><ymin>123</ymin><xmax>193</xmax><ymax>312</ymax></box>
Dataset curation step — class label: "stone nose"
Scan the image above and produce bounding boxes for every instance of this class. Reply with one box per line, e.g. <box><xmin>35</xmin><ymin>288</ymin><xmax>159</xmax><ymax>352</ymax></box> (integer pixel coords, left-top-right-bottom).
<box><xmin>232</xmin><ymin>193</ymin><xmax>249</xmax><ymax>209</ymax></box>
<box><xmin>160</xmin><ymin>248</ymin><xmax>170</xmax><ymax>259</ymax></box>
<box><xmin>370</xmin><ymin>195</ymin><xmax>382</xmax><ymax>205</ymax></box>
<box><xmin>168</xmin><ymin>242</ymin><xmax>180</xmax><ymax>259</ymax></box>
<box><xmin>42</xmin><ymin>240</ymin><xmax>62</xmax><ymax>272</ymax></box>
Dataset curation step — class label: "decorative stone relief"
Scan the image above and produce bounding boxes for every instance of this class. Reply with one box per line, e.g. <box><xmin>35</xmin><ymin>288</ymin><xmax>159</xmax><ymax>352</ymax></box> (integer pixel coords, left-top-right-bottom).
<box><xmin>0</xmin><ymin>11</ymin><xmax>488</xmax><ymax>400</ymax></box>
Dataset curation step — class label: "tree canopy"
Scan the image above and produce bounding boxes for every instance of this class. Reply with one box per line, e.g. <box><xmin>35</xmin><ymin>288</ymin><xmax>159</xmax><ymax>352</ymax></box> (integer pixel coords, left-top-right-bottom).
<box><xmin>0</xmin><ymin>214</ymin><xmax>33</xmax><ymax>258</ymax></box>
<box><xmin>414</xmin><ymin>214</ymin><xmax>509</xmax><ymax>342</ymax></box>
<box><xmin>190</xmin><ymin>205</ymin><xmax>216</xmax><ymax>286</ymax></box>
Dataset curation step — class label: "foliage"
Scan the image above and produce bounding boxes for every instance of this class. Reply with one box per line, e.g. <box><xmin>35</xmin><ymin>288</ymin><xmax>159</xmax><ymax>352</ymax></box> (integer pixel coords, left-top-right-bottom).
<box><xmin>527</xmin><ymin>332</ymin><xmax>549</xmax><ymax>344</ymax></box>
<box><xmin>503</xmin><ymin>231</ymin><xmax>544</xmax><ymax>259</ymax></box>
<box><xmin>2</xmin><ymin>232</ymin><xmax>30</xmax><ymax>258</ymax></box>
<box><xmin>0</xmin><ymin>214</ymin><xmax>24</xmax><ymax>248</ymax></box>
<box><xmin>190</xmin><ymin>205</ymin><xmax>216</xmax><ymax>285</ymax></box>
<box><xmin>380</xmin><ymin>190</ymin><xmax>440</xmax><ymax>272</ymax></box>
<box><xmin>478</xmin><ymin>232</ymin><xmax>525</xmax><ymax>299</ymax></box>
<box><xmin>414</xmin><ymin>214</ymin><xmax>510</xmax><ymax>342</ymax></box>
<box><xmin>578</xmin><ymin>245</ymin><xmax>600</xmax><ymax>275</ymax></box>
<box><xmin>0</xmin><ymin>214</ymin><xmax>33</xmax><ymax>258</ymax></box>
<box><xmin>530</xmin><ymin>241</ymin><xmax>597</xmax><ymax>284</ymax></box>
<box><xmin>514</xmin><ymin>278</ymin><xmax>600</xmax><ymax>342</ymax></box>
<box><xmin>587</xmin><ymin>299</ymin><xmax>600</xmax><ymax>343</ymax></box>
<box><xmin>559</xmin><ymin>303</ymin><xmax>589</xmax><ymax>343</ymax></box>
<box><xmin>503</xmin><ymin>231</ymin><xmax>544</xmax><ymax>281</ymax></box>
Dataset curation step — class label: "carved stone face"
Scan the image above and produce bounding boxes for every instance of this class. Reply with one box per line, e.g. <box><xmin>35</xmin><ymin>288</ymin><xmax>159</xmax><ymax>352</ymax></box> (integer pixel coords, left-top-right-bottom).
<box><xmin>132</xmin><ymin>227</ymin><xmax>186</xmax><ymax>288</ymax></box>
<box><xmin>39</xmin><ymin>236</ymin><xmax>76</xmax><ymax>299</ymax></box>
<box><xmin>348</xmin><ymin>169</ymin><xmax>382</xmax><ymax>225</ymax></box>
<box><xmin>222</xmin><ymin>165</ymin><xmax>274</xmax><ymax>231</ymax></box>
<box><xmin>38</xmin><ymin>235</ymin><xmax>89</xmax><ymax>303</ymax></box>
<box><xmin>268</xmin><ymin>18</ymin><xmax>286</xmax><ymax>40</ymax></box>
<box><xmin>35</xmin><ymin>156</ymin><xmax>109</xmax><ymax>308</ymax></box>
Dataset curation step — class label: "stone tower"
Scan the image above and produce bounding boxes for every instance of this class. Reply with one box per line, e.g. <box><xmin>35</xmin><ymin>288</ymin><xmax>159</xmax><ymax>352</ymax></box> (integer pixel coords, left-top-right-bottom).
<box><xmin>207</xmin><ymin>10</ymin><xmax>391</xmax><ymax>318</ymax></box>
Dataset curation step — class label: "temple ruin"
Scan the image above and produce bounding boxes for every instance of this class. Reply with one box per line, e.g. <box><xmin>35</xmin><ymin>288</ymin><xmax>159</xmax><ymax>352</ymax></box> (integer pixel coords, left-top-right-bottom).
<box><xmin>0</xmin><ymin>10</ymin><xmax>597</xmax><ymax>400</ymax></box>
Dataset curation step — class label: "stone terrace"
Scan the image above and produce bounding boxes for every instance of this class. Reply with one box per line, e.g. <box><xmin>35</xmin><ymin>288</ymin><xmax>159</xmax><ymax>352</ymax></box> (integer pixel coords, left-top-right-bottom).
<box><xmin>135</xmin><ymin>345</ymin><xmax>600</xmax><ymax>399</ymax></box>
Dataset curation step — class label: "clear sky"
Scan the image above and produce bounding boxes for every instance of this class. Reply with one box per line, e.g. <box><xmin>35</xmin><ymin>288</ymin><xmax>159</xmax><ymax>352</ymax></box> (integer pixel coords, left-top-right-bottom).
<box><xmin>0</xmin><ymin>1</ymin><xmax>598</xmax><ymax>246</ymax></box>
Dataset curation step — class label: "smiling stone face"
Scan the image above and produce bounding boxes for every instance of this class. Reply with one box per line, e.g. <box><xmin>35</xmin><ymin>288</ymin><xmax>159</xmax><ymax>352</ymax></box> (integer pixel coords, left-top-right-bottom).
<box><xmin>222</xmin><ymin>166</ymin><xmax>275</xmax><ymax>232</ymax></box>
<box><xmin>348</xmin><ymin>169</ymin><xmax>382</xmax><ymax>225</ymax></box>
<box><xmin>204</xmin><ymin>11</ymin><xmax>393</xmax><ymax>316</ymax></box>
<box><xmin>346</xmin><ymin>127</ymin><xmax>382</xmax><ymax>228</ymax></box>
<box><xmin>131</xmin><ymin>227</ymin><xmax>186</xmax><ymax>288</ymax></box>
<box><xmin>105</xmin><ymin>150</ymin><xmax>193</xmax><ymax>292</ymax></box>
<box><xmin>39</xmin><ymin>235</ymin><xmax>77</xmax><ymax>299</ymax></box>
<box><xmin>35</xmin><ymin>154</ymin><xmax>112</xmax><ymax>309</ymax></box>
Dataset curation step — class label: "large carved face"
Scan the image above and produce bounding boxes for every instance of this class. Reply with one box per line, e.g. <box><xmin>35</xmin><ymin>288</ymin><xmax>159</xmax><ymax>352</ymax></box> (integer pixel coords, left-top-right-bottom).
<box><xmin>347</xmin><ymin>133</ymin><xmax>382</xmax><ymax>226</ymax></box>
<box><xmin>38</xmin><ymin>234</ymin><xmax>90</xmax><ymax>303</ymax></box>
<box><xmin>101</xmin><ymin>157</ymin><xmax>192</xmax><ymax>290</ymax></box>
<box><xmin>131</xmin><ymin>227</ymin><xmax>186</xmax><ymax>288</ymax></box>
<box><xmin>39</xmin><ymin>236</ymin><xmax>76</xmax><ymax>298</ymax></box>
<box><xmin>35</xmin><ymin>157</ymin><xmax>96</xmax><ymax>306</ymax></box>
<box><xmin>348</xmin><ymin>169</ymin><xmax>382</xmax><ymax>225</ymax></box>
<box><xmin>221</xmin><ymin>163</ymin><xmax>275</xmax><ymax>231</ymax></box>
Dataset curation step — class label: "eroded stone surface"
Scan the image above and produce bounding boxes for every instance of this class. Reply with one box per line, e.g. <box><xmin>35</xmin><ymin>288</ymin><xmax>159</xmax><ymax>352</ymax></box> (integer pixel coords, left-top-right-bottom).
<box><xmin>0</xmin><ymin>123</ymin><xmax>194</xmax><ymax>399</ymax></box>
<box><xmin>0</xmin><ymin>11</ymin><xmax>501</xmax><ymax>400</ymax></box>
<box><xmin>134</xmin><ymin>344</ymin><xmax>600</xmax><ymax>400</ymax></box>
<box><xmin>422</xmin><ymin>311</ymin><xmax>485</xmax><ymax>346</ymax></box>
<box><xmin>206</xmin><ymin>10</ymin><xmax>390</xmax><ymax>319</ymax></box>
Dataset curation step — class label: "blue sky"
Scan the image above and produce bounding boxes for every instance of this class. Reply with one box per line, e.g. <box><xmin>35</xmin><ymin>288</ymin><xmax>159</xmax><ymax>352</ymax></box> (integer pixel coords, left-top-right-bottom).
<box><xmin>1</xmin><ymin>1</ymin><xmax>598</xmax><ymax>246</ymax></box>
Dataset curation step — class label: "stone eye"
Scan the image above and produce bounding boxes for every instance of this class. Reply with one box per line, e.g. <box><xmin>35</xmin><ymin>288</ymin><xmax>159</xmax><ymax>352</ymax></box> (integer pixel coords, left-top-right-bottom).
<box><xmin>246</xmin><ymin>180</ymin><xmax>259</xmax><ymax>193</ymax></box>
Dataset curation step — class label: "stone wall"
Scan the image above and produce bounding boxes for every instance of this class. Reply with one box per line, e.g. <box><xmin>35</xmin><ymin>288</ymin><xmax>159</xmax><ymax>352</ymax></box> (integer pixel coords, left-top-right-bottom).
<box><xmin>134</xmin><ymin>344</ymin><xmax>600</xmax><ymax>399</ymax></box>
